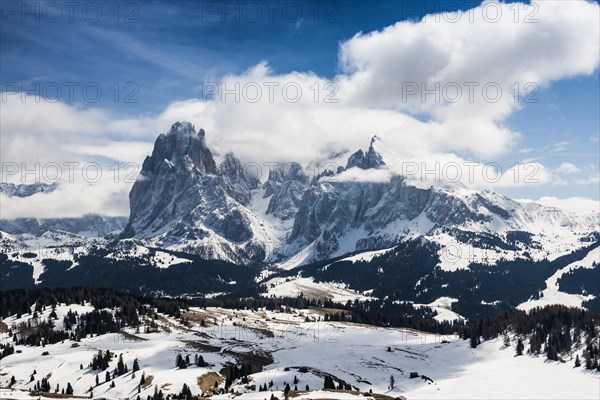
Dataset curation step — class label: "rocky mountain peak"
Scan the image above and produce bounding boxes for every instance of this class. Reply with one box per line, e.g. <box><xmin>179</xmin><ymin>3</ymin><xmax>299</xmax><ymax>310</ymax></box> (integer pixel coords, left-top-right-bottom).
<box><xmin>142</xmin><ymin>121</ymin><xmax>217</xmax><ymax>176</ymax></box>
<box><xmin>345</xmin><ymin>135</ymin><xmax>386</xmax><ymax>170</ymax></box>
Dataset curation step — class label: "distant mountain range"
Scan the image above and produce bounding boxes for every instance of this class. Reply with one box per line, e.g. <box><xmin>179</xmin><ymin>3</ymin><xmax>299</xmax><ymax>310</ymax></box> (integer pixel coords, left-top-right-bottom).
<box><xmin>1</xmin><ymin>121</ymin><xmax>598</xmax><ymax>320</ymax></box>
<box><xmin>0</xmin><ymin>182</ymin><xmax>58</xmax><ymax>197</ymax></box>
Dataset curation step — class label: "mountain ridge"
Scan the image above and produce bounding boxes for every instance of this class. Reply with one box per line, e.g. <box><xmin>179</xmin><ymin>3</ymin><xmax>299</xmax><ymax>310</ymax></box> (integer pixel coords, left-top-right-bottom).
<box><xmin>1</xmin><ymin>122</ymin><xmax>598</xmax><ymax>315</ymax></box>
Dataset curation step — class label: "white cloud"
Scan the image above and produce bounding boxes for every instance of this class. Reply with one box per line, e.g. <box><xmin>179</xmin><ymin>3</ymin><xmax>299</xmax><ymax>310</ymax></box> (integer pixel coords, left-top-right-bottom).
<box><xmin>556</xmin><ymin>162</ymin><xmax>581</xmax><ymax>175</ymax></box>
<box><xmin>533</xmin><ymin>196</ymin><xmax>600</xmax><ymax>215</ymax></box>
<box><xmin>1</xmin><ymin>0</ymin><xmax>599</xmax><ymax>217</ymax></box>
<box><xmin>321</xmin><ymin>167</ymin><xmax>393</xmax><ymax>184</ymax></box>
<box><xmin>61</xmin><ymin>141</ymin><xmax>153</xmax><ymax>163</ymax></box>
<box><xmin>338</xmin><ymin>0</ymin><xmax>599</xmax><ymax>122</ymax></box>
<box><xmin>0</xmin><ymin>170</ymin><xmax>131</xmax><ymax>218</ymax></box>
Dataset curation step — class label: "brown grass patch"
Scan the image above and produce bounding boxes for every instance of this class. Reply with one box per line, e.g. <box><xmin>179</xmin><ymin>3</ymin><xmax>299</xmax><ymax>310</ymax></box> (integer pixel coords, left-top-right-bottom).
<box><xmin>184</xmin><ymin>309</ymin><xmax>217</xmax><ymax>326</ymax></box>
<box><xmin>142</xmin><ymin>374</ymin><xmax>154</xmax><ymax>389</ymax></box>
<box><xmin>40</xmin><ymin>393</ymin><xmax>88</xmax><ymax>399</ymax></box>
<box><xmin>309</xmin><ymin>307</ymin><xmax>346</xmax><ymax>316</ymax></box>
<box><xmin>0</xmin><ymin>321</ymin><xmax>9</xmax><ymax>333</ymax></box>
<box><xmin>119</xmin><ymin>331</ymin><xmax>148</xmax><ymax>342</ymax></box>
<box><xmin>197</xmin><ymin>371</ymin><xmax>224</xmax><ymax>394</ymax></box>
<box><xmin>234</xmin><ymin>324</ymin><xmax>275</xmax><ymax>338</ymax></box>
<box><xmin>156</xmin><ymin>316</ymin><xmax>173</xmax><ymax>333</ymax></box>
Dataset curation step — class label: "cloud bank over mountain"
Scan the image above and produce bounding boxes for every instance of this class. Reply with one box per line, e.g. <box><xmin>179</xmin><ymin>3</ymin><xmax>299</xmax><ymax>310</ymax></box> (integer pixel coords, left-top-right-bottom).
<box><xmin>1</xmin><ymin>0</ymin><xmax>598</xmax><ymax>218</ymax></box>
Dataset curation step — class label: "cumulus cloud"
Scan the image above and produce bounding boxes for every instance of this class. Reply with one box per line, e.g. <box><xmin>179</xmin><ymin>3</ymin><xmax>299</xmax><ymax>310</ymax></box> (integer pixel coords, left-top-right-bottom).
<box><xmin>556</xmin><ymin>162</ymin><xmax>581</xmax><ymax>175</ymax></box>
<box><xmin>339</xmin><ymin>0</ymin><xmax>599</xmax><ymax>122</ymax></box>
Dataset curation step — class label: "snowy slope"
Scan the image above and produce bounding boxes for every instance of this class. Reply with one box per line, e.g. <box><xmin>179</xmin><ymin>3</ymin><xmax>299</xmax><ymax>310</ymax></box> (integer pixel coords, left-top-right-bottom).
<box><xmin>518</xmin><ymin>246</ymin><xmax>600</xmax><ymax>311</ymax></box>
<box><xmin>1</xmin><ymin>304</ymin><xmax>598</xmax><ymax>400</ymax></box>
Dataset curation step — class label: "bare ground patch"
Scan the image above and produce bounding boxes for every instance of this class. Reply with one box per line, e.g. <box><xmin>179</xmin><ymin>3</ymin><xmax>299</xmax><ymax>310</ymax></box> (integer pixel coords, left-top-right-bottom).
<box><xmin>197</xmin><ymin>371</ymin><xmax>224</xmax><ymax>394</ymax></box>
<box><xmin>119</xmin><ymin>331</ymin><xmax>148</xmax><ymax>342</ymax></box>
<box><xmin>141</xmin><ymin>375</ymin><xmax>154</xmax><ymax>389</ymax></box>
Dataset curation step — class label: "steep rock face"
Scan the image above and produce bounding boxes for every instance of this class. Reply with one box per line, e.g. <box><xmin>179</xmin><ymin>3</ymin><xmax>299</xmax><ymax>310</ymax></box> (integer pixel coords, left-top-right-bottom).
<box><xmin>219</xmin><ymin>153</ymin><xmax>259</xmax><ymax>205</ymax></box>
<box><xmin>113</xmin><ymin>124</ymin><xmax>599</xmax><ymax>266</ymax></box>
<box><xmin>264</xmin><ymin>163</ymin><xmax>309</xmax><ymax>220</ymax></box>
<box><xmin>122</xmin><ymin>122</ymin><xmax>265</xmax><ymax>263</ymax></box>
<box><xmin>277</xmin><ymin>137</ymin><xmax>598</xmax><ymax>264</ymax></box>
<box><xmin>287</xmin><ymin>175</ymin><xmax>433</xmax><ymax>260</ymax></box>
<box><xmin>124</xmin><ymin>122</ymin><xmax>218</xmax><ymax>235</ymax></box>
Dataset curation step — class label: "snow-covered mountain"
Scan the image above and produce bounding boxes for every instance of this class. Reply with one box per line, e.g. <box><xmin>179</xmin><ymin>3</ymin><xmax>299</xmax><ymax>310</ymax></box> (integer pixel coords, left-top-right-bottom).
<box><xmin>0</xmin><ymin>182</ymin><xmax>58</xmax><ymax>197</ymax></box>
<box><xmin>0</xmin><ymin>215</ymin><xmax>127</xmax><ymax>237</ymax></box>
<box><xmin>118</xmin><ymin>122</ymin><xmax>597</xmax><ymax>270</ymax></box>
<box><xmin>121</xmin><ymin>121</ymin><xmax>267</xmax><ymax>264</ymax></box>
<box><xmin>1</xmin><ymin>121</ymin><xmax>598</xmax><ymax>313</ymax></box>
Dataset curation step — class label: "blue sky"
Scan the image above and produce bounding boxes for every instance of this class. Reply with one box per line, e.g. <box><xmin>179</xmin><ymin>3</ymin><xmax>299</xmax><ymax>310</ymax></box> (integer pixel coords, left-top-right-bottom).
<box><xmin>1</xmin><ymin>0</ymin><xmax>599</xmax><ymax>215</ymax></box>
<box><xmin>3</xmin><ymin>0</ymin><xmax>508</xmax><ymax>112</ymax></box>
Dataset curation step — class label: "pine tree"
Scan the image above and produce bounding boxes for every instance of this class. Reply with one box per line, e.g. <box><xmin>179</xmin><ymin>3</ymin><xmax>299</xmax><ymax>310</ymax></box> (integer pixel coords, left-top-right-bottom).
<box><xmin>117</xmin><ymin>354</ymin><xmax>126</xmax><ymax>376</ymax></box>
<box><xmin>575</xmin><ymin>354</ymin><xmax>581</xmax><ymax>367</ymax></box>
<box><xmin>40</xmin><ymin>377</ymin><xmax>51</xmax><ymax>392</ymax></box>
<box><xmin>95</xmin><ymin>375</ymin><xmax>99</xmax><ymax>386</ymax></box>
<box><xmin>10</xmin><ymin>376</ymin><xmax>15</xmax><ymax>386</ymax></box>
<box><xmin>547</xmin><ymin>344</ymin><xmax>558</xmax><ymax>361</ymax></box>
<box><xmin>516</xmin><ymin>338</ymin><xmax>524</xmax><ymax>356</ymax></box>
<box><xmin>176</xmin><ymin>354</ymin><xmax>187</xmax><ymax>369</ymax></box>
<box><xmin>66</xmin><ymin>383</ymin><xmax>74</xmax><ymax>395</ymax></box>
<box><xmin>470</xmin><ymin>334</ymin><xmax>478</xmax><ymax>349</ymax></box>
<box><xmin>323</xmin><ymin>376</ymin><xmax>335</xmax><ymax>390</ymax></box>
<box><xmin>140</xmin><ymin>372</ymin><xmax>146</xmax><ymax>386</ymax></box>
<box><xmin>133</xmin><ymin>358</ymin><xmax>140</xmax><ymax>372</ymax></box>
<box><xmin>388</xmin><ymin>375</ymin><xmax>395</xmax><ymax>390</ymax></box>
<box><xmin>105</xmin><ymin>371</ymin><xmax>111</xmax><ymax>382</ymax></box>
<box><xmin>196</xmin><ymin>354</ymin><xmax>207</xmax><ymax>367</ymax></box>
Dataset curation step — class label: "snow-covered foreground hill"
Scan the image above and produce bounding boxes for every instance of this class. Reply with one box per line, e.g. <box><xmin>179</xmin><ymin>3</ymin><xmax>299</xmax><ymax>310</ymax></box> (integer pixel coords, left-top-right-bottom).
<box><xmin>1</xmin><ymin>303</ymin><xmax>598</xmax><ymax>400</ymax></box>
